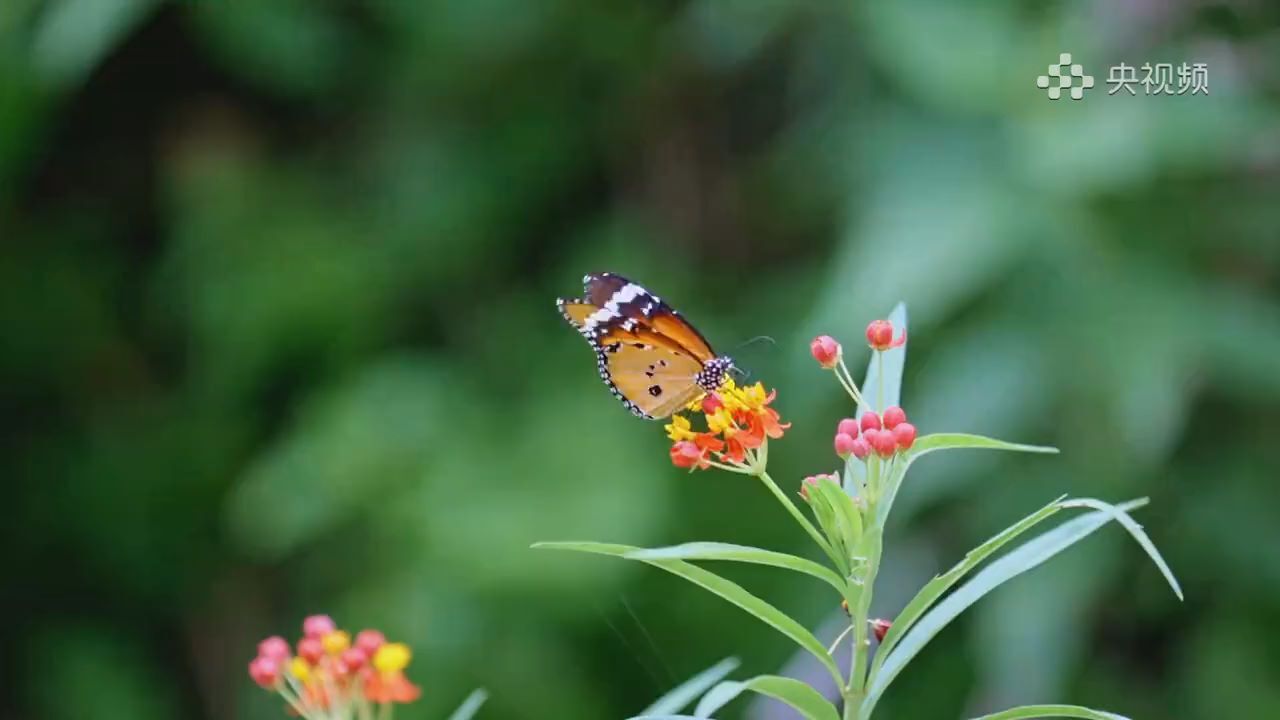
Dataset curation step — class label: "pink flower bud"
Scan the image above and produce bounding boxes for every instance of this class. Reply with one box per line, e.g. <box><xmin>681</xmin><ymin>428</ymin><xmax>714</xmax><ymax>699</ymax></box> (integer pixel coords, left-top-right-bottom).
<box><xmin>850</xmin><ymin>436</ymin><xmax>871</xmax><ymax>460</ymax></box>
<box><xmin>834</xmin><ymin>432</ymin><xmax>858</xmax><ymax>459</ymax></box>
<box><xmin>340</xmin><ymin>647</ymin><xmax>368</xmax><ymax>673</ymax></box>
<box><xmin>257</xmin><ymin>636</ymin><xmax>291</xmax><ymax>663</ymax></box>
<box><xmin>297</xmin><ymin>637</ymin><xmax>324</xmax><ymax>664</ymax></box>
<box><xmin>670</xmin><ymin>441</ymin><xmax>702</xmax><ymax>468</ymax></box>
<box><xmin>810</xmin><ymin>335</ymin><xmax>841</xmax><ymax>369</ymax></box>
<box><xmin>882</xmin><ymin>406</ymin><xmax>906</xmax><ymax>429</ymax></box>
<box><xmin>869</xmin><ymin>429</ymin><xmax>897</xmax><ymax>458</ymax></box>
<box><xmin>702</xmin><ymin>393</ymin><xmax>724</xmax><ymax>414</ymax></box>
<box><xmin>836</xmin><ymin>418</ymin><xmax>859</xmax><ymax>438</ymax></box>
<box><xmin>249</xmin><ymin>656</ymin><xmax>280</xmax><ymax>688</ymax></box>
<box><xmin>892</xmin><ymin>422</ymin><xmax>916</xmax><ymax>450</ymax></box>
<box><xmin>859</xmin><ymin>412</ymin><xmax>881</xmax><ymax>433</ymax></box>
<box><xmin>355</xmin><ymin>630</ymin><xmax>386</xmax><ymax>655</ymax></box>
<box><xmin>303</xmin><ymin>614</ymin><xmax>336</xmax><ymax>638</ymax></box>
<box><xmin>866</xmin><ymin>320</ymin><xmax>906</xmax><ymax>351</ymax></box>
<box><xmin>871</xmin><ymin>618</ymin><xmax>892</xmax><ymax>643</ymax></box>
<box><xmin>800</xmin><ymin>475</ymin><xmax>820</xmax><ymax>499</ymax></box>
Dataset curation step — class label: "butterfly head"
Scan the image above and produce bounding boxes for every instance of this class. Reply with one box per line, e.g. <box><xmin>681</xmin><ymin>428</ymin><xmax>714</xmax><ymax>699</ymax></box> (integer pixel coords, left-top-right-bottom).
<box><xmin>695</xmin><ymin>356</ymin><xmax>735</xmax><ymax>393</ymax></box>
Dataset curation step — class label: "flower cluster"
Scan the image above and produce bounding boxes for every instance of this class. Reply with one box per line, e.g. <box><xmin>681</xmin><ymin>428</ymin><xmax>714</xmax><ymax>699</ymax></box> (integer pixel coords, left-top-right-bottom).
<box><xmin>248</xmin><ymin>614</ymin><xmax>420</xmax><ymax>719</ymax></box>
<box><xmin>665</xmin><ymin>379</ymin><xmax>789</xmax><ymax>474</ymax></box>
<box><xmin>834</xmin><ymin>407</ymin><xmax>915</xmax><ymax>461</ymax></box>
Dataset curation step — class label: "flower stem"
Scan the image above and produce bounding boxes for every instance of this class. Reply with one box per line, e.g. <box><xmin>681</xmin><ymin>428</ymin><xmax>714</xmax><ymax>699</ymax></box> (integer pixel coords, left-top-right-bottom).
<box><xmin>757</xmin><ymin>470</ymin><xmax>843</xmax><ymax>569</ymax></box>
<box><xmin>834</xmin><ymin>357</ymin><xmax>866</xmax><ymax>408</ymax></box>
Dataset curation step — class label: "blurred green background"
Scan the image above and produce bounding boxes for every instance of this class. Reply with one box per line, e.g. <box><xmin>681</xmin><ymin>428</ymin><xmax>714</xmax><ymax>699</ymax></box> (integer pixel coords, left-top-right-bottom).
<box><xmin>3</xmin><ymin>1</ymin><xmax>1279</xmax><ymax>719</ymax></box>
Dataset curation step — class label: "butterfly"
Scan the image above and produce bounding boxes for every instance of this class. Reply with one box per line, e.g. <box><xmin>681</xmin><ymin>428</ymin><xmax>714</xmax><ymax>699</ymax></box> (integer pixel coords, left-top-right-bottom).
<box><xmin>558</xmin><ymin>272</ymin><xmax>735</xmax><ymax>419</ymax></box>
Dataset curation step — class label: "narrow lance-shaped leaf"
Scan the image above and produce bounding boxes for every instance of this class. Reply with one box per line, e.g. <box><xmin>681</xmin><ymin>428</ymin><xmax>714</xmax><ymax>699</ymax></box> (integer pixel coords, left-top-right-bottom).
<box><xmin>875</xmin><ymin>433</ymin><xmax>1059</xmax><ymax>525</ymax></box>
<box><xmin>445</xmin><ymin>689</ymin><xmax>489</xmax><ymax>720</ymax></box>
<box><xmin>626</xmin><ymin>543</ymin><xmax>846</xmax><ymax>594</ymax></box>
<box><xmin>639</xmin><ymin>657</ymin><xmax>740</xmax><ymax>716</ymax></box>
<box><xmin>693</xmin><ymin>676</ymin><xmax>840</xmax><ymax>720</ymax></box>
<box><xmin>532</xmin><ymin>542</ymin><xmax>843</xmax><ymax>687</ymax></box>
<box><xmin>860</xmin><ymin>498</ymin><xmax>1176</xmax><ymax>719</ymax></box>
<box><xmin>968</xmin><ymin>703</ymin><xmax>1130</xmax><ymax>720</ymax></box>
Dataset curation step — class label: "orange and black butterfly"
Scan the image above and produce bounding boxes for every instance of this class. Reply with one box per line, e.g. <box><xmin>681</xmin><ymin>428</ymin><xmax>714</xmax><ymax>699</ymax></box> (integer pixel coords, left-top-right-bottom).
<box><xmin>558</xmin><ymin>272</ymin><xmax>735</xmax><ymax>419</ymax></box>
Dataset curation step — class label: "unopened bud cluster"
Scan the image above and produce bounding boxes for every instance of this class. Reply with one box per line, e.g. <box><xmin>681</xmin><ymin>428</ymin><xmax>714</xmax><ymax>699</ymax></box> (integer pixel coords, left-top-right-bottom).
<box><xmin>834</xmin><ymin>406</ymin><xmax>915</xmax><ymax>461</ymax></box>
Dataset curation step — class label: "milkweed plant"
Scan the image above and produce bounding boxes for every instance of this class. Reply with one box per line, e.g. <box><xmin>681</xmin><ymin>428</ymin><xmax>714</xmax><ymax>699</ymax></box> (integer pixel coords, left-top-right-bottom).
<box><xmin>246</xmin><ymin>613</ymin><xmax>487</xmax><ymax>720</ymax></box>
<box><xmin>536</xmin><ymin>305</ymin><xmax>1183</xmax><ymax>720</ymax></box>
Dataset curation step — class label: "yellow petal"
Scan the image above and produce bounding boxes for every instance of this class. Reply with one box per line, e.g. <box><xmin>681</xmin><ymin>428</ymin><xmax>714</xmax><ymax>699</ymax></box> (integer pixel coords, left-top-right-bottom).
<box><xmin>322</xmin><ymin>631</ymin><xmax>350</xmax><ymax>656</ymax></box>
<box><xmin>373</xmin><ymin>643</ymin><xmax>412</xmax><ymax>673</ymax></box>
<box><xmin>290</xmin><ymin>657</ymin><xmax>311</xmax><ymax>682</ymax></box>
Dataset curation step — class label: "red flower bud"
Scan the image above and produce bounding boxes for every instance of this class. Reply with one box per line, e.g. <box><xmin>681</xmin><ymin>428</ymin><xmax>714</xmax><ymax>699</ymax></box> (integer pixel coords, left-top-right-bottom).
<box><xmin>702</xmin><ymin>393</ymin><xmax>724</xmax><ymax>414</ymax></box>
<box><xmin>810</xmin><ymin>335</ymin><xmax>841</xmax><ymax>369</ymax></box>
<box><xmin>257</xmin><ymin>636</ymin><xmax>291</xmax><ymax>663</ymax></box>
<box><xmin>297</xmin><ymin>637</ymin><xmax>324</xmax><ymax>664</ymax></box>
<box><xmin>871</xmin><ymin>618</ymin><xmax>892</xmax><ymax>643</ymax></box>
<box><xmin>850</xmin><ymin>436</ymin><xmax>871</xmax><ymax>460</ymax></box>
<box><xmin>866</xmin><ymin>320</ymin><xmax>906</xmax><ymax>351</ymax></box>
<box><xmin>882</xmin><ymin>406</ymin><xmax>906</xmax><ymax>429</ymax></box>
<box><xmin>837</xmin><ymin>418</ymin><xmax>859</xmax><ymax>438</ymax></box>
<box><xmin>355</xmin><ymin>629</ymin><xmax>386</xmax><ymax>655</ymax></box>
<box><xmin>670</xmin><ymin>441</ymin><xmax>702</xmax><ymax>468</ymax></box>
<box><xmin>892</xmin><ymin>422</ymin><xmax>916</xmax><ymax>450</ymax></box>
<box><xmin>340</xmin><ymin>647</ymin><xmax>368</xmax><ymax>673</ymax></box>
<box><xmin>869</xmin><ymin>429</ymin><xmax>897</xmax><ymax>458</ymax></box>
<box><xmin>859</xmin><ymin>412</ymin><xmax>881</xmax><ymax>433</ymax></box>
<box><xmin>834</xmin><ymin>432</ymin><xmax>858</xmax><ymax>459</ymax></box>
<box><xmin>303</xmin><ymin>614</ymin><xmax>336</xmax><ymax>639</ymax></box>
<box><xmin>249</xmin><ymin>656</ymin><xmax>280</xmax><ymax>688</ymax></box>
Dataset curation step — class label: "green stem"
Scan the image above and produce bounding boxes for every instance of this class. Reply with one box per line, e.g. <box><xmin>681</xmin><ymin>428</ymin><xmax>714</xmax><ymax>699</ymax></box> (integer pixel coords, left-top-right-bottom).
<box><xmin>757</xmin><ymin>470</ymin><xmax>843</xmax><ymax>569</ymax></box>
<box><xmin>877</xmin><ymin>351</ymin><xmax>885</xmax><ymax>413</ymax></box>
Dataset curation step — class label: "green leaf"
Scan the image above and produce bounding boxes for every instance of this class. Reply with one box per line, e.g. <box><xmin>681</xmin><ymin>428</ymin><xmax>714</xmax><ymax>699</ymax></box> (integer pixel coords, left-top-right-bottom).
<box><xmin>639</xmin><ymin>657</ymin><xmax>740</xmax><ymax>716</ymax></box>
<box><xmin>1058</xmin><ymin>499</ymin><xmax>1183</xmax><ymax>600</ymax></box>
<box><xmin>625</xmin><ymin>543</ymin><xmax>846</xmax><ymax>594</ymax></box>
<box><xmin>969</xmin><ymin>703</ymin><xmax>1130</xmax><ymax>720</ymax></box>
<box><xmin>875</xmin><ymin>433</ymin><xmax>1059</xmax><ymax>524</ymax></box>
<box><xmin>813</xmin><ymin>476</ymin><xmax>863</xmax><ymax>563</ymax></box>
<box><xmin>445</xmin><ymin>689</ymin><xmax>489</xmax><ymax>720</ymax></box>
<box><xmin>532</xmin><ymin>542</ymin><xmax>843</xmax><ymax>686</ymax></box>
<box><xmin>860</xmin><ymin>498</ymin><xmax>1159</xmax><ymax>718</ymax></box>
<box><xmin>872</xmin><ymin>497</ymin><xmax>1067</xmax><ymax>670</ymax></box>
<box><xmin>693</xmin><ymin>676</ymin><xmax>840</xmax><ymax>720</ymax></box>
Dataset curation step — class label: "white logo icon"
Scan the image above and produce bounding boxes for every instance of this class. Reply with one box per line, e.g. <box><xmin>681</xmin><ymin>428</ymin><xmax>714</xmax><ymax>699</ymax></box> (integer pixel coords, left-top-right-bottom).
<box><xmin>1036</xmin><ymin>53</ymin><xmax>1094</xmax><ymax>100</ymax></box>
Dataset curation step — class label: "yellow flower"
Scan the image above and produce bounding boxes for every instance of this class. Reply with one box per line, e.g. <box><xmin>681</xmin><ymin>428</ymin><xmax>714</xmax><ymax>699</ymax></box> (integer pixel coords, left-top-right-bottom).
<box><xmin>733</xmin><ymin>382</ymin><xmax>769</xmax><ymax>412</ymax></box>
<box><xmin>290</xmin><ymin>657</ymin><xmax>311</xmax><ymax>682</ymax></box>
<box><xmin>322</xmin><ymin>630</ymin><xmax>350</xmax><ymax>656</ymax></box>
<box><xmin>706</xmin><ymin>407</ymin><xmax>736</xmax><ymax>435</ymax></box>
<box><xmin>665</xmin><ymin>414</ymin><xmax>697</xmax><ymax>442</ymax></box>
<box><xmin>373</xmin><ymin>643</ymin><xmax>412</xmax><ymax>673</ymax></box>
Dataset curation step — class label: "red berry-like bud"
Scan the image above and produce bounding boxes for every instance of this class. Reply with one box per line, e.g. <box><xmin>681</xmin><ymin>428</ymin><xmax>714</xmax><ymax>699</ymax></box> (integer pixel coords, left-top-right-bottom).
<box><xmin>257</xmin><ymin>636</ymin><xmax>290</xmax><ymax>663</ymax></box>
<box><xmin>892</xmin><ymin>422</ymin><xmax>916</xmax><ymax>450</ymax></box>
<box><xmin>702</xmin><ymin>393</ymin><xmax>724</xmax><ymax>414</ymax></box>
<box><xmin>866</xmin><ymin>320</ymin><xmax>906</xmax><ymax>351</ymax></box>
<box><xmin>834</xmin><ymin>432</ymin><xmax>858</xmax><ymax>459</ymax></box>
<box><xmin>355</xmin><ymin>630</ymin><xmax>386</xmax><ymax>655</ymax></box>
<box><xmin>837</xmin><ymin>418</ymin><xmax>859</xmax><ymax>438</ymax></box>
<box><xmin>810</xmin><ymin>335</ymin><xmax>841</xmax><ymax>369</ymax></box>
<box><xmin>249</xmin><ymin>656</ymin><xmax>280</xmax><ymax>688</ymax></box>
<box><xmin>303</xmin><ymin>614</ymin><xmax>336</xmax><ymax>638</ymax></box>
<box><xmin>869</xmin><ymin>429</ymin><xmax>897</xmax><ymax>458</ymax></box>
<box><xmin>670</xmin><ymin>441</ymin><xmax>702</xmax><ymax>468</ymax></box>
<box><xmin>850</xmin><ymin>436</ymin><xmax>871</xmax><ymax>460</ymax></box>
<box><xmin>297</xmin><ymin>637</ymin><xmax>324</xmax><ymax>664</ymax></box>
<box><xmin>882</xmin><ymin>406</ymin><xmax>906</xmax><ymax>429</ymax></box>
<box><xmin>859</xmin><ymin>412</ymin><xmax>881</xmax><ymax>433</ymax></box>
<box><xmin>340</xmin><ymin>647</ymin><xmax>368</xmax><ymax>673</ymax></box>
<box><xmin>870</xmin><ymin>618</ymin><xmax>892</xmax><ymax>643</ymax></box>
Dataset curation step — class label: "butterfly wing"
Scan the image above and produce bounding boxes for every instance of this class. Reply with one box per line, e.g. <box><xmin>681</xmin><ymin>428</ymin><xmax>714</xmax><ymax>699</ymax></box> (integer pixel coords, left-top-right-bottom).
<box><xmin>560</xmin><ymin>273</ymin><xmax>726</xmax><ymax>419</ymax></box>
<box><xmin>599</xmin><ymin>340</ymin><xmax>706</xmax><ymax>419</ymax></box>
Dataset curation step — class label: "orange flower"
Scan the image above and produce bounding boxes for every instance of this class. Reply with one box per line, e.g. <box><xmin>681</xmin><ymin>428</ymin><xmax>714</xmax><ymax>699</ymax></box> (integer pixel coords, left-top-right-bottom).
<box><xmin>364</xmin><ymin>670</ymin><xmax>421</xmax><ymax>704</ymax></box>
<box><xmin>663</xmin><ymin>379</ymin><xmax>787</xmax><ymax>474</ymax></box>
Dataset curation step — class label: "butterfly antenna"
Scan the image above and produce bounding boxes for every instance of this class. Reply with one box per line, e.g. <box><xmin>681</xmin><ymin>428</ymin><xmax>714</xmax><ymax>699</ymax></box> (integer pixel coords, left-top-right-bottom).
<box><xmin>734</xmin><ymin>335</ymin><xmax>777</xmax><ymax>351</ymax></box>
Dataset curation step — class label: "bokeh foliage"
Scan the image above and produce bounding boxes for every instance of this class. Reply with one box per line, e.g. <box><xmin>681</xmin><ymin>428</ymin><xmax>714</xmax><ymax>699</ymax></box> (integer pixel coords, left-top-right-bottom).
<box><xmin>2</xmin><ymin>1</ymin><xmax>1278</xmax><ymax>719</ymax></box>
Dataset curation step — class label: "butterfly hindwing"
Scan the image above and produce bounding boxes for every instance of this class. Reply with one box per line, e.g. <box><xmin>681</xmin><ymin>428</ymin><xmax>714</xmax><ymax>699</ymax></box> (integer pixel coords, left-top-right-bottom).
<box><xmin>600</xmin><ymin>340</ymin><xmax>706</xmax><ymax>419</ymax></box>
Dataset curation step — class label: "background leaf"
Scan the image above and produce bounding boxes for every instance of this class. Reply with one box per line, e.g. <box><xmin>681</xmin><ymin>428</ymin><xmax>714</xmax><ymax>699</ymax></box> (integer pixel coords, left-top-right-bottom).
<box><xmin>639</xmin><ymin>657</ymin><xmax>740</xmax><ymax>716</ymax></box>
